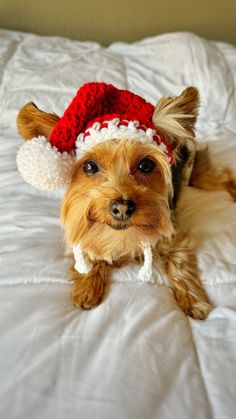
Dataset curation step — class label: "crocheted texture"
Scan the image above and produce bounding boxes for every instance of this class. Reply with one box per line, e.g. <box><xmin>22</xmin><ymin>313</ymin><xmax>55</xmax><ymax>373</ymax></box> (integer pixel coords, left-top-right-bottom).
<box><xmin>17</xmin><ymin>137</ymin><xmax>75</xmax><ymax>191</ymax></box>
<box><xmin>73</xmin><ymin>241</ymin><xmax>154</xmax><ymax>283</ymax></box>
<box><xmin>76</xmin><ymin>117</ymin><xmax>173</xmax><ymax>163</ymax></box>
<box><xmin>138</xmin><ymin>242</ymin><xmax>154</xmax><ymax>283</ymax></box>
<box><xmin>17</xmin><ymin>83</ymin><xmax>174</xmax><ymax>191</ymax></box>
<box><xmin>73</xmin><ymin>244</ymin><xmax>92</xmax><ymax>274</ymax></box>
<box><xmin>50</xmin><ymin>82</ymin><xmax>157</xmax><ymax>153</ymax></box>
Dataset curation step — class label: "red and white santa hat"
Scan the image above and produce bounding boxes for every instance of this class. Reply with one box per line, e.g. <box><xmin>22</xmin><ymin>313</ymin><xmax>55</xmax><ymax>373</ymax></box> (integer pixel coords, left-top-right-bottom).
<box><xmin>17</xmin><ymin>82</ymin><xmax>174</xmax><ymax>191</ymax></box>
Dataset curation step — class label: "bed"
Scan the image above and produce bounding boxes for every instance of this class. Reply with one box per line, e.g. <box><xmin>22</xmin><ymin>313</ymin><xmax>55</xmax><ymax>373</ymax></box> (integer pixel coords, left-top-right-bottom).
<box><xmin>0</xmin><ymin>28</ymin><xmax>236</xmax><ymax>419</ymax></box>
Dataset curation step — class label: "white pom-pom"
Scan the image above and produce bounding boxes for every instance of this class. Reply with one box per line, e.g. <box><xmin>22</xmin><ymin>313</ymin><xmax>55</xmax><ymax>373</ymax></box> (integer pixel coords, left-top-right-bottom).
<box><xmin>16</xmin><ymin>137</ymin><xmax>75</xmax><ymax>191</ymax></box>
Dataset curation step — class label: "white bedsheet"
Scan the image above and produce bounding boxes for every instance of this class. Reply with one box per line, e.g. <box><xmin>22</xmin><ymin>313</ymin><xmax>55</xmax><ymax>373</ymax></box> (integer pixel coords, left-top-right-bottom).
<box><xmin>0</xmin><ymin>29</ymin><xmax>236</xmax><ymax>419</ymax></box>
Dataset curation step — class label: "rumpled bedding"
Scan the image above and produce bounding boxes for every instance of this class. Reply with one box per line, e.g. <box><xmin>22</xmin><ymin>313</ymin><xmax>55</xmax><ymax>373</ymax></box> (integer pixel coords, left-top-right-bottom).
<box><xmin>0</xmin><ymin>29</ymin><xmax>236</xmax><ymax>419</ymax></box>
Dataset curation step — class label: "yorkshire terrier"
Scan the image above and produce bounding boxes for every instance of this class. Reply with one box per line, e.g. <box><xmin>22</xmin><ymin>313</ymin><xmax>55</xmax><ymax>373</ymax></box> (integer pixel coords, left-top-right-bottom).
<box><xmin>16</xmin><ymin>83</ymin><xmax>236</xmax><ymax>319</ymax></box>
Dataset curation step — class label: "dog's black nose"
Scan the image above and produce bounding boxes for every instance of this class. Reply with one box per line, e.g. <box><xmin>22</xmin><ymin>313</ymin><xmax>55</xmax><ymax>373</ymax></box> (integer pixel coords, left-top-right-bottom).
<box><xmin>110</xmin><ymin>199</ymin><xmax>136</xmax><ymax>221</ymax></box>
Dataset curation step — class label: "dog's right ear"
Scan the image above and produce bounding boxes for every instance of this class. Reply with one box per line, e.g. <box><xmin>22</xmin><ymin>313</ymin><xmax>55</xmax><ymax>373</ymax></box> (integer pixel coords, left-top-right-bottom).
<box><xmin>17</xmin><ymin>102</ymin><xmax>60</xmax><ymax>141</ymax></box>
<box><xmin>152</xmin><ymin>87</ymin><xmax>199</xmax><ymax>146</ymax></box>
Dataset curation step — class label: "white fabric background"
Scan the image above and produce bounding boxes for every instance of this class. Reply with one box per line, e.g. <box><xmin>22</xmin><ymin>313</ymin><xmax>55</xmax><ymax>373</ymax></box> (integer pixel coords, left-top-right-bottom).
<box><xmin>0</xmin><ymin>29</ymin><xmax>236</xmax><ymax>419</ymax></box>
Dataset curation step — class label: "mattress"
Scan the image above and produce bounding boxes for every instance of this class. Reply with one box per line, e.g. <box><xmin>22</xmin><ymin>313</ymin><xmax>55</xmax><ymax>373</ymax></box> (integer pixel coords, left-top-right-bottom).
<box><xmin>0</xmin><ymin>28</ymin><xmax>236</xmax><ymax>419</ymax></box>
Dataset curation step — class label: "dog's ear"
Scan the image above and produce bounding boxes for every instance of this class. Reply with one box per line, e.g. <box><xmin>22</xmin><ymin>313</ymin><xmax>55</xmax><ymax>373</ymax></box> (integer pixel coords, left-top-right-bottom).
<box><xmin>17</xmin><ymin>102</ymin><xmax>60</xmax><ymax>141</ymax></box>
<box><xmin>152</xmin><ymin>87</ymin><xmax>199</xmax><ymax>147</ymax></box>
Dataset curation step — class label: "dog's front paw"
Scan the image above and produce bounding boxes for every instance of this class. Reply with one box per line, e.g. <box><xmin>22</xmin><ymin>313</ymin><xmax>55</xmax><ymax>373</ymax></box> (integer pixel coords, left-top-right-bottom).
<box><xmin>71</xmin><ymin>278</ymin><xmax>105</xmax><ymax>309</ymax></box>
<box><xmin>185</xmin><ymin>301</ymin><xmax>213</xmax><ymax>320</ymax></box>
<box><xmin>176</xmin><ymin>295</ymin><xmax>213</xmax><ymax>320</ymax></box>
<box><xmin>70</xmin><ymin>263</ymin><xmax>109</xmax><ymax>309</ymax></box>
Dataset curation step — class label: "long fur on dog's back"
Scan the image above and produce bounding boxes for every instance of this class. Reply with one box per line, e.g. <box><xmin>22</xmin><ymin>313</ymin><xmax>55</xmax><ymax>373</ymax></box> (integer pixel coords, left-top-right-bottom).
<box><xmin>190</xmin><ymin>147</ymin><xmax>236</xmax><ymax>201</ymax></box>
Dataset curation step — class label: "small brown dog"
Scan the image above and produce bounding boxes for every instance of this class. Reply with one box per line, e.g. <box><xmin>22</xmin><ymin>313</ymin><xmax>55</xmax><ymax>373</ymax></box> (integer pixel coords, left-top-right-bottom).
<box><xmin>16</xmin><ymin>83</ymin><xmax>236</xmax><ymax>319</ymax></box>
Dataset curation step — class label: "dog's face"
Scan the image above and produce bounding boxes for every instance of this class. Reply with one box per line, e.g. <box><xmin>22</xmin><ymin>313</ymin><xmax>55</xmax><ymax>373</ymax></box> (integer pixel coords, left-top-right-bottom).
<box><xmin>61</xmin><ymin>138</ymin><xmax>173</xmax><ymax>262</ymax></box>
<box><xmin>16</xmin><ymin>86</ymin><xmax>199</xmax><ymax>262</ymax></box>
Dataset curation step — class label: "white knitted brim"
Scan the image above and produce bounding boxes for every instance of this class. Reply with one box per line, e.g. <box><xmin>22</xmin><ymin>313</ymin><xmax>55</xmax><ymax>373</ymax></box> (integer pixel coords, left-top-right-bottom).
<box><xmin>16</xmin><ymin>137</ymin><xmax>75</xmax><ymax>191</ymax></box>
<box><xmin>17</xmin><ymin>120</ymin><xmax>171</xmax><ymax>191</ymax></box>
<box><xmin>76</xmin><ymin>118</ymin><xmax>171</xmax><ymax>163</ymax></box>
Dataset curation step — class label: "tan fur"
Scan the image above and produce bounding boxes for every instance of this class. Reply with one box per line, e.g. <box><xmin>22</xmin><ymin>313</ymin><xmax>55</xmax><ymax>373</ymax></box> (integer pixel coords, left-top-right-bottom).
<box><xmin>152</xmin><ymin>87</ymin><xmax>199</xmax><ymax>155</ymax></box>
<box><xmin>70</xmin><ymin>262</ymin><xmax>110</xmax><ymax>309</ymax></box>
<box><xmin>190</xmin><ymin>147</ymin><xmax>236</xmax><ymax>201</ymax></box>
<box><xmin>61</xmin><ymin>136</ymin><xmax>213</xmax><ymax>319</ymax></box>
<box><xmin>17</xmin><ymin>102</ymin><xmax>59</xmax><ymax>140</ymax></box>
<box><xmin>17</xmin><ymin>87</ymin><xmax>221</xmax><ymax>319</ymax></box>
<box><xmin>61</xmin><ymin>139</ymin><xmax>174</xmax><ymax>263</ymax></box>
<box><xmin>157</xmin><ymin>232</ymin><xmax>212</xmax><ymax>319</ymax></box>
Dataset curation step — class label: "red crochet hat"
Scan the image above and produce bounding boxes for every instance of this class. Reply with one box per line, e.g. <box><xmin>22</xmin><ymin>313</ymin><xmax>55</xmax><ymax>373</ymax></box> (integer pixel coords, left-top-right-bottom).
<box><xmin>17</xmin><ymin>82</ymin><xmax>173</xmax><ymax>190</ymax></box>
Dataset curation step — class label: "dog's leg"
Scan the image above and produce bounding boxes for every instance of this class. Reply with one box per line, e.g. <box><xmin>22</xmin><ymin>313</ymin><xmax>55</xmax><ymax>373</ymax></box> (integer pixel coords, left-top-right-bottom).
<box><xmin>158</xmin><ymin>232</ymin><xmax>212</xmax><ymax>319</ymax></box>
<box><xmin>70</xmin><ymin>262</ymin><xmax>110</xmax><ymax>309</ymax></box>
<box><xmin>190</xmin><ymin>147</ymin><xmax>236</xmax><ymax>201</ymax></box>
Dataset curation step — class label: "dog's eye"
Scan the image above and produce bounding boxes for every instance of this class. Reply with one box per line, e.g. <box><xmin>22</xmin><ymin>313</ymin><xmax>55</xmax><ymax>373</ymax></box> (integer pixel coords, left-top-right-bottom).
<box><xmin>138</xmin><ymin>158</ymin><xmax>155</xmax><ymax>173</ymax></box>
<box><xmin>83</xmin><ymin>160</ymin><xmax>99</xmax><ymax>175</ymax></box>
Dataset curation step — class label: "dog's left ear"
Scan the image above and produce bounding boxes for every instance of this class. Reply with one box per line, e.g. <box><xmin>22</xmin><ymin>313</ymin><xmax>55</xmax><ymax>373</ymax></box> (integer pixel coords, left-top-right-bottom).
<box><xmin>152</xmin><ymin>87</ymin><xmax>199</xmax><ymax>148</ymax></box>
<box><xmin>17</xmin><ymin>102</ymin><xmax>60</xmax><ymax>141</ymax></box>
